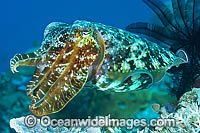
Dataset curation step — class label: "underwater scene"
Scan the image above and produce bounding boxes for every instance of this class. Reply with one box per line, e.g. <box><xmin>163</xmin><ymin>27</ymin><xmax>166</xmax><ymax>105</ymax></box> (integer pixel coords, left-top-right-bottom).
<box><xmin>1</xmin><ymin>0</ymin><xmax>200</xmax><ymax>132</ymax></box>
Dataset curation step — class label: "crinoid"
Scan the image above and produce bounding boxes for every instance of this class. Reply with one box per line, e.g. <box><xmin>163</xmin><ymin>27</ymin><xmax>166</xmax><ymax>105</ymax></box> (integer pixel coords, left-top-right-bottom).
<box><xmin>126</xmin><ymin>0</ymin><xmax>200</xmax><ymax>99</ymax></box>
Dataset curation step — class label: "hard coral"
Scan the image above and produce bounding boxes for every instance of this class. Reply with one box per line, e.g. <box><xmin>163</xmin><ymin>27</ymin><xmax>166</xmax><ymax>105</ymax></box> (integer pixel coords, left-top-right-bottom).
<box><xmin>154</xmin><ymin>88</ymin><xmax>200</xmax><ymax>132</ymax></box>
<box><xmin>10</xmin><ymin>116</ymin><xmax>122</xmax><ymax>133</ymax></box>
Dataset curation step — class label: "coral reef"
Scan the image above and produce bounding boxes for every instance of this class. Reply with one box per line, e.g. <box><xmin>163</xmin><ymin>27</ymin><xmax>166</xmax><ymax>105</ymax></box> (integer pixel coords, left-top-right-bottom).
<box><xmin>154</xmin><ymin>88</ymin><xmax>200</xmax><ymax>132</ymax></box>
<box><xmin>0</xmin><ymin>71</ymin><xmax>31</xmax><ymax>132</ymax></box>
<box><xmin>10</xmin><ymin>88</ymin><xmax>200</xmax><ymax>132</ymax></box>
<box><xmin>140</xmin><ymin>88</ymin><xmax>200</xmax><ymax>132</ymax></box>
<box><xmin>10</xmin><ymin>116</ymin><xmax>122</xmax><ymax>133</ymax></box>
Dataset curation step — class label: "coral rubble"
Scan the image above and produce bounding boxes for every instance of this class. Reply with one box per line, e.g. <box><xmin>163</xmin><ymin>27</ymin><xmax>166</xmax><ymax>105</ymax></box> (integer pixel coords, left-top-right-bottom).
<box><xmin>10</xmin><ymin>87</ymin><xmax>200</xmax><ymax>132</ymax></box>
<box><xmin>149</xmin><ymin>88</ymin><xmax>200</xmax><ymax>132</ymax></box>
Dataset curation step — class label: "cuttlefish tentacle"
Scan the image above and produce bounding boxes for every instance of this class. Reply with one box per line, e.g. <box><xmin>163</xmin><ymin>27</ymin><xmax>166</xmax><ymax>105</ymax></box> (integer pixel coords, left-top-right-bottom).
<box><xmin>30</xmin><ymin>32</ymin><xmax>101</xmax><ymax>116</ymax></box>
<box><xmin>10</xmin><ymin>50</ymin><xmax>43</xmax><ymax>73</ymax></box>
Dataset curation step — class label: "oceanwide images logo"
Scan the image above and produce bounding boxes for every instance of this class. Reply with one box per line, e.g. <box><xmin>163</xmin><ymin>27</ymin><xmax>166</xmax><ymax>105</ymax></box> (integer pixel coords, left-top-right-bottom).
<box><xmin>24</xmin><ymin>114</ymin><xmax>176</xmax><ymax>130</ymax></box>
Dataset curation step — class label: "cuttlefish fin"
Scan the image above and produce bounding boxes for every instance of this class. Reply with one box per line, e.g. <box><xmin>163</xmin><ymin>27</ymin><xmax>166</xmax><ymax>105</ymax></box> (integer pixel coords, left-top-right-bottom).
<box><xmin>121</xmin><ymin>69</ymin><xmax>154</xmax><ymax>91</ymax></box>
<box><xmin>173</xmin><ymin>48</ymin><xmax>189</xmax><ymax>67</ymax></box>
<box><xmin>30</xmin><ymin>31</ymin><xmax>101</xmax><ymax>116</ymax></box>
<box><xmin>103</xmin><ymin>69</ymin><xmax>154</xmax><ymax>92</ymax></box>
<box><xmin>106</xmin><ymin>71</ymin><xmax>130</xmax><ymax>81</ymax></box>
<box><xmin>150</xmin><ymin>68</ymin><xmax>166</xmax><ymax>83</ymax></box>
<box><xmin>150</xmin><ymin>49</ymin><xmax>188</xmax><ymax>83</ymax></box>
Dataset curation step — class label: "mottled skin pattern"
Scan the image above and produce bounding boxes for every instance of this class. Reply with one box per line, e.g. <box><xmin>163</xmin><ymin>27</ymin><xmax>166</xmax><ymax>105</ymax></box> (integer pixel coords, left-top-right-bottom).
<box><xmin>10</xmin><ymin>20</ymin><xmax>183</xmax><ymax>116</ymax></box>
<box><xmin>75</xmin><ymin>21</ymin><xmax>175</xmax><ymax>92</ymax></box>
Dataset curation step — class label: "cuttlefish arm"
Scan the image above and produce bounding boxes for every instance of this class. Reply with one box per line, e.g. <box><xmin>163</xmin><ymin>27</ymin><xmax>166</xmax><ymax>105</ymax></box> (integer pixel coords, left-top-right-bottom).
<box><xmin>10</xmin><ymin>50</ymin><xmax>43</xmax><ymax>73</ymax></box>
<box><xmin>10</xmin><ymin>22</ymin><xmax>69</xmax><ymax>73</ymax></box>
<box><xmin>30</xmin><ymin>32</ymin><xmax>102</xmax><ymax>116</ymax></box>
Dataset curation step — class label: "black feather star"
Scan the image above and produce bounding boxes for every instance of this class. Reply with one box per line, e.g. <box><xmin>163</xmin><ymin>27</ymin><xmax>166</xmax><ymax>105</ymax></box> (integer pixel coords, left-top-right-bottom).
<box><xmin>126</xmin><ymin>0</ymin><xmax>200</xmax><ymax>99</ymax></box>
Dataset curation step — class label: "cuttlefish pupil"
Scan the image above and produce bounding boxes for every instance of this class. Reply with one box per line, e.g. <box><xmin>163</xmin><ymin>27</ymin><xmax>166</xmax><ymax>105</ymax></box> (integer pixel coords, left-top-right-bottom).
<box><xmin>10</xmin><ymin>20</ymin><xmax>188</xmax><ymax>116</ymax></box>
<box><xmin>81</xmin><ymin>31</ymin><xmax>92</xmax><ymax>37</ymax></box>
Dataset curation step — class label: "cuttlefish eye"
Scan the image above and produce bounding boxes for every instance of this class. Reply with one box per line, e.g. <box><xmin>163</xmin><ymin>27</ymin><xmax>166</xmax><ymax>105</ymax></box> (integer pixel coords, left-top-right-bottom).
<box><xmin>81</xmin><ymin>31</ymin><xmax>91</xmax><ymax>37</ymax></box>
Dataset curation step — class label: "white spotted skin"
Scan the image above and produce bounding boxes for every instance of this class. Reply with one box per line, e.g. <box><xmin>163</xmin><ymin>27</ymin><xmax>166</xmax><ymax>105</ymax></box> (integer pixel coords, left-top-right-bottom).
<box><xmin>71</xmin><ymin>20</ymin><xmax>176</xmax><ymax>92</ymax></box>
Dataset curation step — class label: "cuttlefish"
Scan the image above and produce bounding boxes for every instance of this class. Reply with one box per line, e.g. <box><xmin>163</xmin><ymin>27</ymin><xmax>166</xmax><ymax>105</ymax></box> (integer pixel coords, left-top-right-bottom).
<box><xmin>10</xmin><ymin>20</ymin><xmax>188</xmax><ymax>116</ymax></box>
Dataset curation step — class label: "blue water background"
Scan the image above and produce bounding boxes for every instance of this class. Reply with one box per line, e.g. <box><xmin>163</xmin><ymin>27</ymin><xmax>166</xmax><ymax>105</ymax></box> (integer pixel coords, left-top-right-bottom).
<box><xmin>0</xmin><ymin>0</ymin><xmax>153</xmax><ymax>72</ymax></box>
